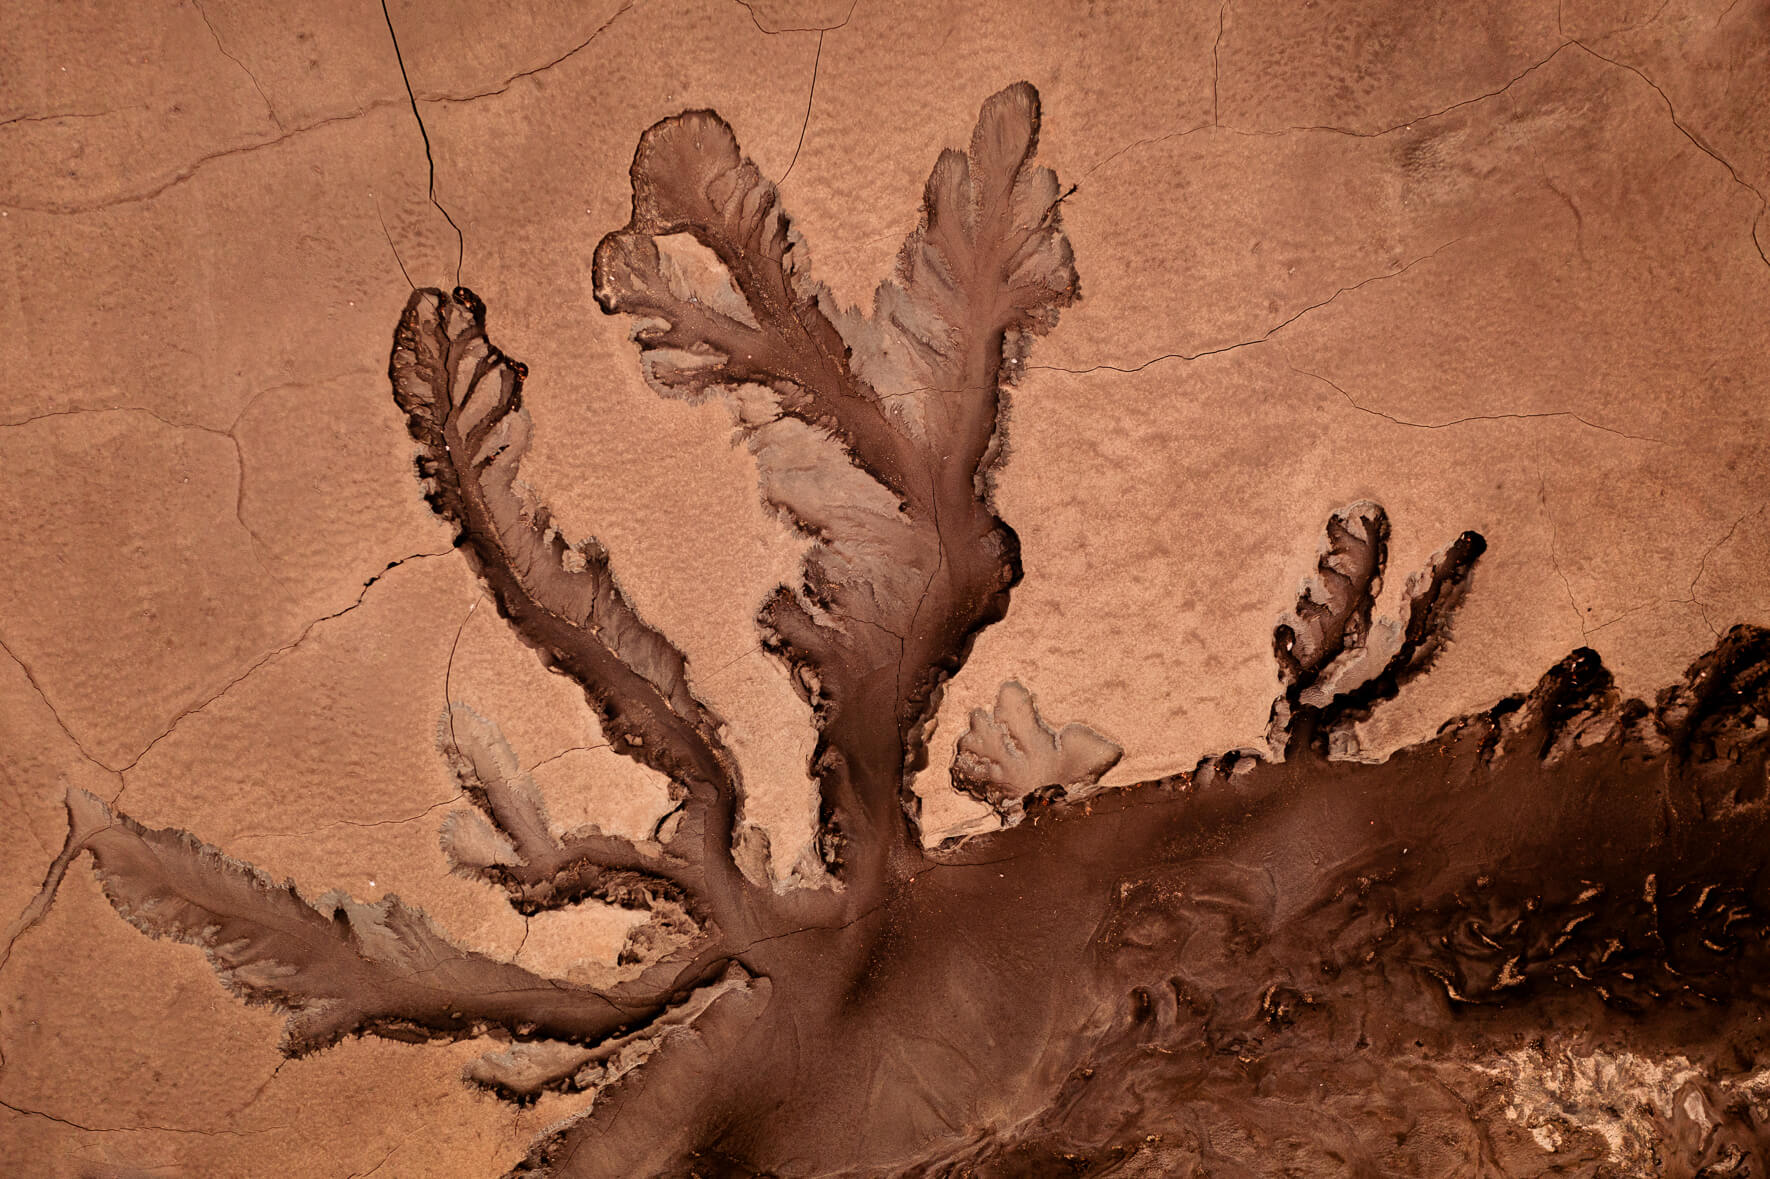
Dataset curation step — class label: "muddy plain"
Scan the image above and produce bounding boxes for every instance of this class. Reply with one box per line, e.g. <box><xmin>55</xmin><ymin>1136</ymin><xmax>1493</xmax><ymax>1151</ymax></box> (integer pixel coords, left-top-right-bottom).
<box><xmin>2</xmin><ymin>1</ymin><xmax>1769</xmax><ymax>1176</ymax></box>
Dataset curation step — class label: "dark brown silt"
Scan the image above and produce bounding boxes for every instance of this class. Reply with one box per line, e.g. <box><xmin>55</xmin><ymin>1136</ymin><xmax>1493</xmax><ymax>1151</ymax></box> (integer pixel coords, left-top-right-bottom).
<box><xmin>23</xmin><ymin>84</ymin><xmax>1770</xmax><ymax>1177</ymax></box>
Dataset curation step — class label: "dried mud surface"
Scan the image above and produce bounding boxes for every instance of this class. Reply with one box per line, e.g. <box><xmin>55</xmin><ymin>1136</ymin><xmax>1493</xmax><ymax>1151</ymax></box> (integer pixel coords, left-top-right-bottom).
<box><xmin>2</xmin><ymin>1</ymin><xmax>1767</xmax><ymax>1177</ymax></box>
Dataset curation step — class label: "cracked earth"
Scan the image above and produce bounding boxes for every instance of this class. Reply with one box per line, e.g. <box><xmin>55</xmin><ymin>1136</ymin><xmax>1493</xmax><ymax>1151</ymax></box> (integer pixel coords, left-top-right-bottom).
<box><xmin>1</xmin><ymin>0</ymin><xmax>1766</xmax><ymax>1175</ymax></box>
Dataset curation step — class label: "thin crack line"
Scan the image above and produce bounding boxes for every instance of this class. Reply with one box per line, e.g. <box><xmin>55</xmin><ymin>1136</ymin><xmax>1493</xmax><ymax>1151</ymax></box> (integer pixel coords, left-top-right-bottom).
<box><xmin>349</xmin><ymin>1140</ymin><xmax>405</xmax><ymax>1179</ymax></box>
<box><xmin>1076</xmin><ymin>42</ymin><xmax>1767</xmax><ymax>271</ymax></box>
<box><xmin>0</xmin><ymin>106</ymin><xmax>137</xmax><ymax>129</ymax></box>
<box><xmin>0</xmin><ymin>376</ymin><xmax>377</xmax><ymax>435</ymax></box>
<box><xmin>0</xmin><ymin>2</ymin><xmax>678</xmax><ymax>219</ymax></box>
<box><xmin>1538</xmin><ymin>452</ymin><xmax>1588</xmax><ymax>638</ymax></box>
<box><xmin>1211</xmin><ymin>2</ymin><xmax>1227</xmax><ymax>126</ymax></box>
<box><xmin>0</xmin><ymin>105</ymin><xmax>396</xmax><ymax>216</ymax></box>
<box><xmin>0</xmin><ymin>376</ymin><xmax>378</xmax><ymax>607</ymax></box>
<box><xmin>116</xmin><ymin>550</ymin><xmax>453</xmax><ymax>775</ymax></box>
<box><xmin>695</xmin><ymin>642</ymin><xmax>767</xmax><ymax>686</ymax></box>
<box><xmin>381</xmin><ymin>0</ymin><xmax>464</xmax><ymax>287</ymax></box>
<box><xmin>376</xmin><ymin>194</ymin><xmax>417</xmax><ymax>290</ymax></box>
<box><xmin>229</xmin><ymin>793</ymin><xmax>462</xmax><ymax>845</ymax></box>
<box><xmin>442</xmin><ymin>598</ymin><xmax>478</xmax><ymax>765</ymax></box>
<box><xmin>0</xmin><ymin>634</ymin><xmax>115</xmax><ymax>775</ymax></box>
<box><xmin>777</xmin><ymin>29</ymin><xmax>824</xmax><ymax>187</ymax></box>
<box><xmin>730</xmin><ymin>0</ymin><xmax>858</xmax><ymax>34</ymax></box>
<box><xmin>190</xmin><ymin>0</ymin><xmax>283</xmax><ymax>131</ymax></box>
<box><xmin>225</xmin><ymin>1060</ymin><xmax>288</xmax><ymax>1118</ymax></box>
<box><xmin>2</xmin><ymin>10</ymin><xmax>638</xmax><ymax>218</ymax></box>
<box><xmin>523</xmin><ymin>743</ymin><xmax>613</xmax><ymax>774</ymax></box>
<box><xmin>1030</xmin><ymin>238</ymin><xmax>1462</xmax><ymax>377</ymax></box>
<box><xmin>1081</xmin><ymin>121</ymin><xmax>1213</xmax><ymax>179</ymax></box>
<box><xmin>5</xmin><ymin>0</ymin><xmax>641</xmax><ymax>214</ymax></box>
<box><xmin>430</xmin><ymin>2</ymin><xmax>637</xmax><ymax>106</ymax></box>
<box><xmin>0</xmin><ymin>1097</ymin><xmax>284</xmax><ymax>1137</ymax></box>
<box><xmin>1267</xmin><ymin>41</ymin><xmax>1578</xmax><ymax>139</ymax></box>
<box><xmin>1584</xmin><ymin>597</ymin><xmax>1662</xmax><ymax>636</ymax></box>
<box><xmin>722</xmin><ymin>831</ymin><xmax>1092</xmax><ymax>960</ymax></box>
<box><xmin>1287</xmin><ymin>362</ymin><xmax>1662</xmax><ymax>443</ymax></box>
<box><xmin>0</xmin><ymin>404</ymin><xmax>230</xmax><ymax>435</ymax></box>
<box><xmin>1714</xmin><ymin>0</ymin><xmax>1748</xmax><ymax>25</ymax></box>
<box><xmin>2</xmin><ymin>397</ymin><xmax>314</xmax><ymax>615</ymax></box>
<box><xmin>1570</xmin><ymin>40</ymin><xmax>1769</xmax><ymax>271</ymax></box>
<box><xmin>1673</xmin><ymin>502</ymin><xmax>1766</xmax><ymax>637</ymax></box>
<box><xmin>1083</xmin><ymin>40</ymin><xmax>1577</xmax><ymax>181</ymax></box>
<box><xmin>222</xmin><ymin>428</ymin><xmax>299</xmax><ymax>609</ymax></box>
